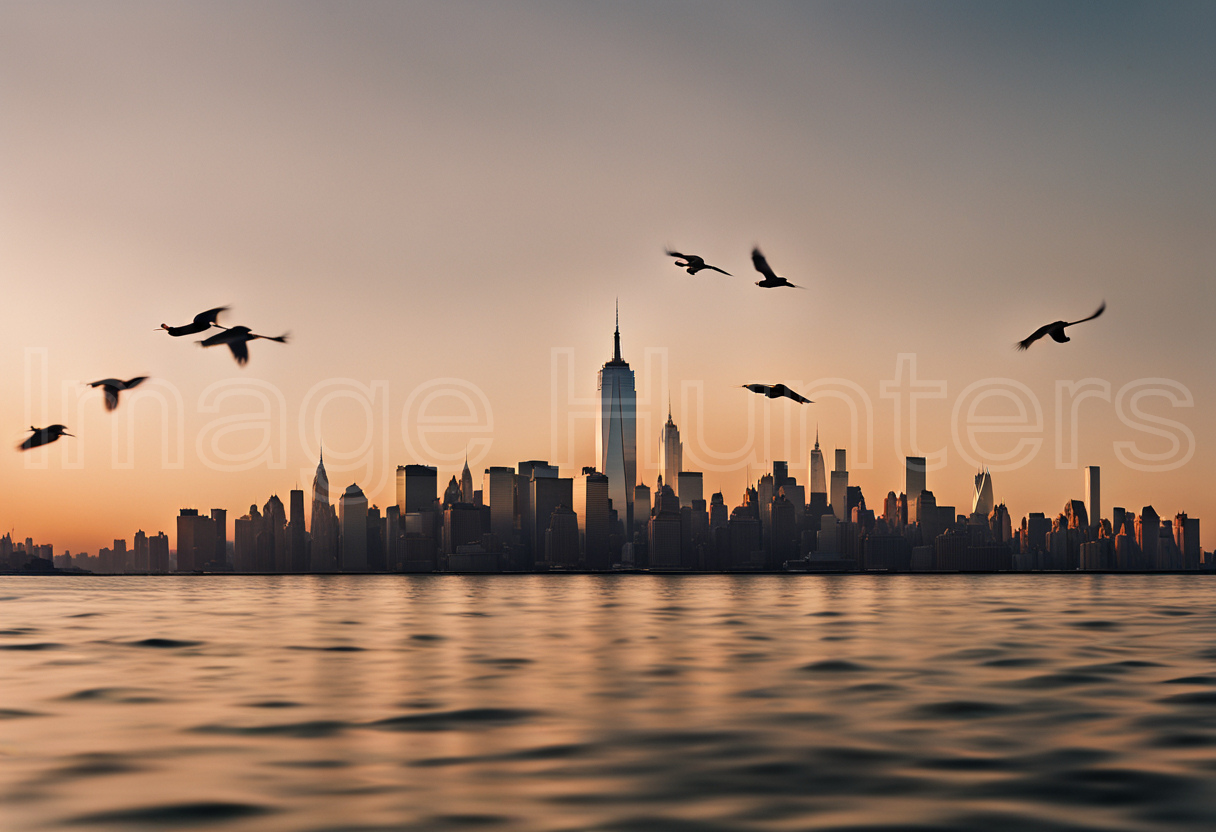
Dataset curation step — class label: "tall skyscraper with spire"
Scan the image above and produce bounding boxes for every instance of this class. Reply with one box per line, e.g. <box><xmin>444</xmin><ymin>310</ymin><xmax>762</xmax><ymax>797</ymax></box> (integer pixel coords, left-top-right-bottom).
<box><xmin>597</xmin><ymin>303</ymin><xmax>636</xmax><ymax>533</ymax></box>
<box><xmin>972</xmin><ymin>468</ymin><xmax>994</xmax><ymax>518</ymax></box>
<box><xmin>659</xmin><ymin>399</ymin><xmax>682</xmax><ymax>499</ymax></box>
<box><xmin>808</xmin><ymin>427</ymin><xmax>827</xmax><ymax>496</ymax></box>
<box><xmin>461</xmin><ymin>454</ymin><xmax>474</xmax><ymax>504</ymax></box>
<box><xmin>309</xmin><ymin>446</ymin><xmax>338</xmax><ymax>571</ymax></box>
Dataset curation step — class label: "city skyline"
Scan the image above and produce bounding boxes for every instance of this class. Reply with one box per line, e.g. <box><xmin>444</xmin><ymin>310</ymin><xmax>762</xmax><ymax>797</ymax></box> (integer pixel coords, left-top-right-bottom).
<box><xmin>2</xmin><ymin>3</ymin><xmax>1213</xmax><ymax>554</ymax></box>
<box><xmin>4</xmin><ymin>312</ymin><xmax>1207</xmax><ymax>574</ymax></box>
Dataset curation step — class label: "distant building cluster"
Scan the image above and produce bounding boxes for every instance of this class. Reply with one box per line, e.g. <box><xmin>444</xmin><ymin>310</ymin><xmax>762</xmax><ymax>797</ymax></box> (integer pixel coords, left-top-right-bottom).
<box><xmin>2</xmin><ymin>315</ymin><xmax>1207</xmax><ymax>575</ymax></box>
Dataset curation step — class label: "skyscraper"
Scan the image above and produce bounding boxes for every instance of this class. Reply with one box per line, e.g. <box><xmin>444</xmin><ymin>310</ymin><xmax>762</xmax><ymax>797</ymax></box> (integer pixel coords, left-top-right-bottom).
<box><xmin>660</xmin><ymin>402</ymin><xmax>682</xmax><ymax>497</ymax></box>
<box><xmin>398</xmin><ymin>464</ymin><xmax>438</xmax><ymax>514</ymax></box>
<box><xmin>1084</xmin><ymin>466</ymin><xmax>1100</xmax><ymax>534</ymax></box>
<box><xmin>339</xmin><ymin>483</ymin><xmax>368</xmax><ymax>571</ymax></box>
<box><xmin>461</xmin><ymin>456</ymin><xmax>474</xmax><ymax>503</ymax></box>
<box><xmin>830</xmin><ymin>449</ymin><xmax>848</xmax><ymax>521</ymax></box>
<box><xmin>972</xmin><ymin>468</ymin><xmax>994</xmax><ymax>518</ymax></box>
<box><xmin>310</xmin><ymin>450</ymin><xmax>338</xmax><ymax>571</ymax></box>
<box><xmin>483</xmin><ymin>466</ymin><xmax>515</xmax><ymax>546</ymax></box>
<box><xmin>906</xmin><ymin>456</ymin><xmax>926</xmax><ymax>509</ymax></box>
<box><xmin>597</xmin><ymin>304</ymin><xmax>636</xmax><ymax>533</ymax></box>
<box><xmin>677</xmin><ymin>471</ymin><xmax>703</xmax><ymax>509</ymax></box>
<box><xmin>575</xmin><ymin>469</ymin><xmax>611</xmax><ymax>569</ymax></box>
<box><xmin>808</xmin><ymin>428</ymin><xmax>827</xmax><ymax>496</ymax></box>
<box><xmin>288</xmin><ymin>488</ymin><xmax>307</xmax><ymax>572</ymax></box>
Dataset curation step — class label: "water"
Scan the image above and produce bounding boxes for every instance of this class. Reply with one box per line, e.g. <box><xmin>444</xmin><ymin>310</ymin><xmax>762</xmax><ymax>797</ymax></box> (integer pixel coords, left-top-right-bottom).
<box><xmin>2</xmin><ymin>575</ymin><xmax>1216</xmax><ymax>831</ymax></box>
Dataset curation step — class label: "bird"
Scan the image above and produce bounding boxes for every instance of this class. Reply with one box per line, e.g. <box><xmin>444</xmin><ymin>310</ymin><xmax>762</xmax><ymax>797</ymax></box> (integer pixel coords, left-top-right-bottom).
<box><xmin>199</xmin><ymin>326</ymin><xmax>289</xmax><ymax>366</ymax></box>
<box><xmin>665</xmin><ymin>249</ymin><xmax>731</xmax><ymax>276</ymax></box>
<box><xmin>751</xmin><ymin>247</ymin><xmax>804</xmax><ymax>289</ymax></box>
<box><xmin>742</xmin><ymin>383</ymin><xmax>814</xmax><ymax>404</ymax></box>
<box><xmin>19</xmin><ymin>425</ymin><xmax>73</xmax><ymax>451</ymax></box>
<box><xmin>1016</xmin><ymin>301</ymin><xmax>1106</xmax><ymax>351</ymax></box>
<box><xmin>86</xmin><ymin>377</ymin><xmax>148</xmax><ymax>411</ymax></box>
<box><xmin>160</xmin><ymin>306</ymin><xmax>228</xmax><ymax>337</ymax></box>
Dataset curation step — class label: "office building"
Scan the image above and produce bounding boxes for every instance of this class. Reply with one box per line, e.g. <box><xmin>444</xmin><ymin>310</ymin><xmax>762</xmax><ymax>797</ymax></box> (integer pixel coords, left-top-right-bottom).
<box><xmin>1085</xmin><ymin>466</ymin><xmax>1100</xmax><ymax>533</ymax></box>
<box><xmin>677</xmin><ymin>471</ymin><xmax>703</xmax><ymax>509</ymax></box>
<box><xmin>906</xmin><ymin>456</ymin><xmax>926</xmax><ymax>509</ymax></box>
<box><xmin>808</xmin><ymin>428</ymin><xmax>827</xmax><ymax>496</ymax></box>
<box><xmin>483</xmin><ymin>466</ymin><xmax>516</xmax><ymax>545</ymax></box>
<box><xmin>597</xmin><ymin>304</ymin><xmax>636</xmax><ymax>531</ymax></box>
<box><xmin>575</xmin><ymin>469</ymin><xmax>611</xmax><ymax>569</ymax></box>
<box><xmin>660</xmin><ymin>404</ymin><xmax>682</xmax><ymax>496</ymax></box>
<box><xmin>830</xmin><ymin>448</ymin><xmax>848</xmax><ymax>521</ymax></box>
<box><xmin>339</xmin><ymin>484</ymin><xmax>369</xmax><ymax>571</ymax></box>
<box><xmin>972</xmin><ymin>468</ymin><xmax>993</xmax><ymax>518</ymax></box>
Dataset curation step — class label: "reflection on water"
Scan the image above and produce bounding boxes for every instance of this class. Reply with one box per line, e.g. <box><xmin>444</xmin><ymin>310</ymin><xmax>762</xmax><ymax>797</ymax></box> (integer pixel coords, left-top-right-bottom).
<box><xmin>2</xmin><ymin>575</ymin><xmax>1216</xmax><ymax>831</ymax></box>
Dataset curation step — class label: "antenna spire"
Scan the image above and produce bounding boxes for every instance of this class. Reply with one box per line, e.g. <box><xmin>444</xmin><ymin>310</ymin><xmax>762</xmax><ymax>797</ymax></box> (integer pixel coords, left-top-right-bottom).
<box><xmin>612</xmin><ymin>299</ymin><xmax>622</xmax><ymax>363</ymax></box>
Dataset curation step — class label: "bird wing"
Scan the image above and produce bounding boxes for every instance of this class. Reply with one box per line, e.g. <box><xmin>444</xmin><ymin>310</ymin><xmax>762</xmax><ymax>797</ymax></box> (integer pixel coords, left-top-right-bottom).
<box><xmin>18</xmin><ymin>434</ymin><xmax>38</xmax><ymax>450</ymax></box>
<box><xmin>703</xmin><ymin>265</ymin><xmax>732</xmax><ymax>276</ymax></box>
<box><xmin>103</xmin><ymin>386</ymin><xmax>120</xmax><ymax>411</ymax></box>
<box><xmin>1066</xmin><ymin>301</ymin><xmax>1106</xmax><ymax>327</ymax></box>
<box><xmin>194</xmin><ymin>306</ymin><xmax>228</xmax><ymax>327</ymax></box>
<box><xmin>782</xmin><ymin>387</ymin><xmax>813</xmax><ymax>404</ymax></box>
<box><xmin>743</xmin><ymin>384</ymin><xmax>769</xmax><ymax>395</ymax></box>
<box><xmin>751</xmin><ymin>248</ymin><xmax>778</xmax><ymax>281</ymax></box>
<box><xmin>252</xmin><ymin>332</ymin><xmax>289</xmax><ymax>344</ymax></box>
<box><xmin>1016</xmin><ymin>323</ymin><xmax>1054</xmax><ymax>351</ymax></box>
<box><xmin>665</xmin><ymin>249</ymin><xmax>691</xmax><ymax>260</ymax></box>
<box><xmin>122</xmin><ymin>377</ymin><xmax>149</xmax><ymax>391</ymax></box>
<box><xmin>228</xmin><ymin>339</ymin><xmax>250</xmax><ymax>365</ymax></box>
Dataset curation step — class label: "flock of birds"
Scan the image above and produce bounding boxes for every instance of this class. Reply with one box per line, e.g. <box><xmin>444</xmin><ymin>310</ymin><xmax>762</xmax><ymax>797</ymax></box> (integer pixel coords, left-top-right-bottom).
<box><xmin>19</xmin><ymin>307</ymin><xmax>288</xmax><ymax>451</ymax></box>
<box><xmin>666</xmin><ymin>245</ymin><xmax>1108</xmax><ymax>406</ymax></box>
<box><xmin>18</xmin><ymin>249</ymin><xmax>1106</xmax><ymax>450</ymax></box>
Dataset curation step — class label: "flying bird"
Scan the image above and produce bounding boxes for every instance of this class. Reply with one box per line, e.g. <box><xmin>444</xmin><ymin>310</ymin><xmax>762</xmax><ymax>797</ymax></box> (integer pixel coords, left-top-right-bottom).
<box><xmin>665</xmin><ymin>249</ymin><xmax>731</xmax><ymax>276</ymax></box>
<box><xmin>199</xmin><ymin>326</ymin><xmax>289</xmax><ymax>366</ymax></box>
<box><xmin>86</xmin><ymin>377</ymin><xmax>149</xmax><ymax>411</ymax></box>
<box><xmin>160</xmin><ymin>306</ymin><xmax>228</xmax><ymax>337</ymax></box>
<box><xmin>751</xmin><ymin>247</ymin><xmax>804</xmax><ymax>289</ymax></box>
<box><xmin>742</xmin><ymin>383</ymin><xmax>814</xmax><ymax>404</ymax></box>
<box><xmin>1016</xmin><ymin>301</ymin><xmax>1106</xmax><ymax>351</ymax></box>
<box><xmin>19</xmin><ymin>425</ymin><xmax>73</xmax><ymax>451</ymax></box>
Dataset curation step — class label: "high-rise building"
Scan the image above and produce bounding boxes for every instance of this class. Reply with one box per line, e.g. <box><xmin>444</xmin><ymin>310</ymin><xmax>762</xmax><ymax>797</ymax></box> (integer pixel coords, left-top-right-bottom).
<box><xmin>288</xmin><ymin>489</ymin><xmax>307</xmax><ymax>572</ymax></box>
<box><xmin>597</xmin><ymin>304</ymin><xmax>636</xmax><ymax>532</ymax></box>
<box><xmin>443</xmin><ymin>475</ymin><xmax>462</xmax><ymax>507</ymax></box>
<box><xmin>133</xmin><ymin>530</ymin><xmax>149</xmax><ymax>572</ymax></box>
<box><xmin>518</xmin><ymin>460</ymin><xmax>557</xmax><ymax>552</ymax></box>
<box><xmin>906</xmin><ymin>456</ymin><xmax>927</xmax><ymax>509</ymax></box>
<box><xmin>677</xmin><ymin>471</ymin><xmax>703</xmax><ymax>509</ymax></box>
<box><xmin>310</xmin><ymin>449</ymin><xmax>338</xmax><ymax>570</ymax></box>
<box><xmin>1084</xmin><ymin>466</ymin><xmax>1100</xmax><ymax>533</ymax></box>
<box><xmin>461</xmin><ymin>456</ymin><xmax>475</xmax><ymax>504</ymax></box>
<box><xmin>339</xmin><ymin>484</ymin><xmax>369</xmax><ymax>571</ymax></box>
<box><xmin>773</xmin><ymin>461</ymin><xmax>790</xmax><ymax>490</ymax></box>
<box><xmin>575</xmin><ymin>469</ymin><xmax>611</xmax><ymax>569</ymax></box>
<box><xmin>830</xmin><ymin>449</ymin><xmax>848</xmax><ymax>521</ymax></box>
<box><xmin>660</xmin><ymin>404</ymin><xmax>682</xmax><ymax>496</ymax></box>
<box><xmin>1175</xmin><ymin>513</ymin><xmax>1201</xmax><ymax>570</ymax></box>
<box><xmin>399</xmin><ymin>464</ymin><xmax>438</xmax><ymax>514</ymax></box>
<box><xmin>483</xmin><ymin>466</ymin><xmax>516</xmax><ymax>546</ymax></box>
<box><xmin>175</xmin><ymin>509</ymin><xmax>215</xmax><ymax>572</ymax></box>
<box><xmin>210</xmin><ymin>509</ymin><xmax>227</xmax><ymax>568</ymax></box>
<box><xmin>530</xmin><ymin>475</ymin><xmax>572</xmax><ymax>565</ymax></box>
<box><xmin>263</xmin><ymin>495</ymin><xmax>287</xmax><ymax>571</ymax></box>
<box><xmin>972</xmin><ymin>468</ymin><xmax>994</xmax><ymax>518</ymax></box>
<box><xmin>149</xmin><ymin>532</ymin><xmax>169</xmax><ymax>574</ymax></box>
<box><xmin>1138</xmin><ymin>506</ymin><xmax>1161</xmax><ymax>569</ymax></box>
<box><xmin>808</xmin><ymin>427</ymin><xmax>827</xmax><ymax>496</ymax></box>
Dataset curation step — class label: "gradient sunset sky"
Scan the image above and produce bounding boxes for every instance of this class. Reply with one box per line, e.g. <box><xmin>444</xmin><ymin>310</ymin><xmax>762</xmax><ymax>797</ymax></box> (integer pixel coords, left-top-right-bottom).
<box><xmin>2</xmin><ymin>1</ymin><xmax>1213</xmax><ymax>554</ymax></box>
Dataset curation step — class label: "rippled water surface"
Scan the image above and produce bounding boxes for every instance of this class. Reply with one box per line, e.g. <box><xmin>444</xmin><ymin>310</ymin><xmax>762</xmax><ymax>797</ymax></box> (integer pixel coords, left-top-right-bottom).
<box><xmin>4</xmin><ymin>575</ymin><xmax>1216</xmax><ymax>831</ymax></box>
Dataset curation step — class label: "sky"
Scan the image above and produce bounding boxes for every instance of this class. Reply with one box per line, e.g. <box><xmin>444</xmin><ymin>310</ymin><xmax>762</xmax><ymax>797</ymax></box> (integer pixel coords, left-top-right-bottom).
<box><xmin>1</xmin><ymin>1</ymin><xmax>1213</xmax><ymax>553</ymax></box>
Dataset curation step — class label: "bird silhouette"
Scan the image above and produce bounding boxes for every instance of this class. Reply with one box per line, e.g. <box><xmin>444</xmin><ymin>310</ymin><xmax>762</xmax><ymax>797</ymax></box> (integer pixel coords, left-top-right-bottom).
<box><xmin>665</xmin><ymin>249</ymin><xmax>731</xmax><ymax>276</ymax></box>
<box><xmin>160</xmin><ymin>306</ymin><xmax>228</xmax><ymax>336</ymax></box>
<box><xmin>1016</xmin><ymin>301</ymin><xmax>1106</xmax><ymax>351</ymax></box>
<box><xmin>751</xmin><ymin>247</ymin><xmax>804</xmax><ymax>289</ymax></box>
<box><xmin>743</xmin><ymin>383</ymin><xmax>813</xmax><ymax>404</ymax></box>
<box><xmin>19</xmin><ymin>425</ymin><xmax>73</xmax><ymax>451</ymax></box>
<box><xmin>86</xmin><ymin>377</ymin><xmax>148</xmax><ymax>411</ymax></box>
<box><xmin>199</xmin><ymin>326</ymin><xmax>289</xmax><ymax>366</ymax></box>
